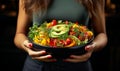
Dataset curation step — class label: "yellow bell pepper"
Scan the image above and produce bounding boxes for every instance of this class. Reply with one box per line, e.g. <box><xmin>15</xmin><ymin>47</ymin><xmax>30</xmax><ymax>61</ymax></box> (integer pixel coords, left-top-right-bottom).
<box><xmin>87</xmin><ymin>31</ymin><xmax>93</xmax><ymax>39</ymax></box>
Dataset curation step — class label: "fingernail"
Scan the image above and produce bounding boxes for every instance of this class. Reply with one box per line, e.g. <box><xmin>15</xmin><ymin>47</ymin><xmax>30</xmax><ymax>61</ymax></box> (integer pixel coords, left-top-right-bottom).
<box><xmin>28</xmin><ymin>43</ymin><xmax>33</xmax><ymax>47</ymax></box>
<box><xmin>41</xmin><ymin>51</ymin><xmax>46</xmax><ymax>54</ymax></box>
<box><xmin>70</xmin><ymin>55</ymin><xmax>74</xmax><ymax>58</ymax></box>
<box><xmin>85</xmin><ymin>46</ymin><xmax>90</xmax><ymax>51</ymax></box>
<box><xmin>47</xmin><ymin>55</ymin><xmax>52</xmax><ymax>58</ymax></box>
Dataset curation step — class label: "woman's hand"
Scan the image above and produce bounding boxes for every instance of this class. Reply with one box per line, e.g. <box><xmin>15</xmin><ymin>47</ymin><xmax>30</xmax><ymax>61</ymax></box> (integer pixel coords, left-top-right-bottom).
<box><xmin>63</xmin><ymin>42</ymin><xmax>96</xmax><ymax>63</ymax></box>
<box><xmin>23</xmin><ymin>40</ymin><xmax>56</xmax><ymax>62</ymax></box>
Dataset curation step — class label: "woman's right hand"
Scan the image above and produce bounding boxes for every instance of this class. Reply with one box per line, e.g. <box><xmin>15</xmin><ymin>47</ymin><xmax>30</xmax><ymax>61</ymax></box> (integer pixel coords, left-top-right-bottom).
<box><xmin>23</xmin><ymin>40</ymin><xmax>56</xmax><ymax>62</ymax></box>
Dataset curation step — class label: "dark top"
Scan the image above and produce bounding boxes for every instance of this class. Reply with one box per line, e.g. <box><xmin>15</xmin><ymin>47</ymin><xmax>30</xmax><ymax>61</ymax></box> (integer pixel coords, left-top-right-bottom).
<box><xmin>23</xmin><ymin>0</ymin><xmax>93</xmax><ymax>71</ymax></box>
<box><xmin>33</xmin><ymin>0</ymin><xmax>89</xmax><ymax>26</ymax></box>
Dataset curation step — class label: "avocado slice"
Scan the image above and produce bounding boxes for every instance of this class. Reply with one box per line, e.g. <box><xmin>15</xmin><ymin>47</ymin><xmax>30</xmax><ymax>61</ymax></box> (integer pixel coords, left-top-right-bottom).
<box><xmin>49</xmin><ymin>24</ymin><xmax>70</xmax><ymax>38</ymax></box>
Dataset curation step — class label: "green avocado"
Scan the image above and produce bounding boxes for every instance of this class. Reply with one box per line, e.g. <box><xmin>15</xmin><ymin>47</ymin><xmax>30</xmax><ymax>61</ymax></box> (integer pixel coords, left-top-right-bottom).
<box><xmin>49</xmin><ymin>24</ymin><xmax>69</xmax><ymax>38</ymax></box>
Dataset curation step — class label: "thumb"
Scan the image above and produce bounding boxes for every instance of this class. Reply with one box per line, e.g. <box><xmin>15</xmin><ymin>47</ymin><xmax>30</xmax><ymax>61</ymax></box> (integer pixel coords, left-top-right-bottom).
<box><xmin>23</xmin><ymin>40</ymin><xmax>33</xmax><ymax>48</ymax></box>
<box><xmin>85</xmin><ymin>42</ymin><xmax>96</xmax><ymax>51</ymax></box>
<box><xmin>85</xmin><ymin>45</ymin><xmax>93</xmax><ymax>51</ymax></box>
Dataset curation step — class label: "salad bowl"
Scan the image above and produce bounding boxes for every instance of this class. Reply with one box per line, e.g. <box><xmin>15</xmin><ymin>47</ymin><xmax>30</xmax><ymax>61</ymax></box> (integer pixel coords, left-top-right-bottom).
<box><xmin>28</xmin><ymin>19</ymin><xmax>94</xmax><ymax>59</ymax></box>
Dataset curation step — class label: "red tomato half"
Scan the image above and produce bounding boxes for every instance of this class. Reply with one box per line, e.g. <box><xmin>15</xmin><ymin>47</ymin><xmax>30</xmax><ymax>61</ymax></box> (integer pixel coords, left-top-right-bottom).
<box><xmin>51</xmin><ymin>19</ymin><xmax>57</xmax><ymax>26</ymax></box>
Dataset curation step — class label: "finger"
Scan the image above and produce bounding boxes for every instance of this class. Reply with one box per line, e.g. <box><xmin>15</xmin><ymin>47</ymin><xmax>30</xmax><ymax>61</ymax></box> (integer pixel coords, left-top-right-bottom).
<box><xmin>85</xmin><ymin>42</ymin><xmax>96</xmax><ymax>51</ymax></box>
<box><xmin>23</xmin><ymin>40</ymin><xmax>33</xmax><ymax>48</ymax></box>
<box><xmin>63</xmin><ymin>58</ymin><xmax>85</xmax><ymax>63</ymax></box>
<box><xmin>65</xmin><ymin>52</ymin><xmax>92</xmax><ymax>62</ymax></box>
<box><xmin>32</xmin><ymin>54</ymin><xmax>52</xmax><ymax>60</ymax></box>
<box><xmin>70</xmin><ymin>54</ymin><xmax>88</xmax><ymax>60</ymax></box>
<box><xmin>28</xmin><ymin>50</ymin><xmax>46</xmax><ymax>57</ymax></box>
<box><xmin>85</xmin><ymin>45</ymin><xmax>93</xmax><ymax>51</ymax></box>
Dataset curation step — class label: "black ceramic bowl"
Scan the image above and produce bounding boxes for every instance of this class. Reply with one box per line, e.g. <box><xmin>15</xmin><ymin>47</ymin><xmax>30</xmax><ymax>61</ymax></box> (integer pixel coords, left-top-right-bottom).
<box><xmin>31</xmin><ymin>36</ymin><xmax>94</xmax><ymax>60</ymax></box>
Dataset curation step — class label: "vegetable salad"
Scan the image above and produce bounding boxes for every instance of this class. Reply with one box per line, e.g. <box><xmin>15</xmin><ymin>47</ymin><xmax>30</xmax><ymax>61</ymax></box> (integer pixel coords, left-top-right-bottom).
<box><xmin>28</xmin><ymin>19</ymin><xmax>93</xmax><ymax>48</ymax></box>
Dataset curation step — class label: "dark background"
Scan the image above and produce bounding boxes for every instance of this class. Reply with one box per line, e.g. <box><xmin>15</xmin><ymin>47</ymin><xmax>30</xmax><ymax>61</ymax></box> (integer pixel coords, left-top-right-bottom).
<box><xmin>0</xmin><ymin>0</ymin><xmax>120</xmax><ymax>71</ymax></box>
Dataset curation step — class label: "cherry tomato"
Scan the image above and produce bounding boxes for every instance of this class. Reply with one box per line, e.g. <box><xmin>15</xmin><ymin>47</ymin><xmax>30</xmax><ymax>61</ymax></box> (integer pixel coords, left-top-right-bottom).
<box><xmin>49</xmin><ymin>39</ymin><xmax>57</xmax><ymax>47</ymax></box>
<box><xmin>75</xmin><ymin>21</ymin><xmax>79</xmax><ymax>24</ymax></box>
<box><xmin>51</xmin><ymin>19</ymin><xmax>57</xmax><ymax>26</ymax></box>
<box><xmin>65</xmin><ymin>38</ymin><xmax>72</xmax><ymax>45</ymax></box>
<box><xmin>49</xmin><ymin>39</ymin><xmax>54</xmax><ymax>47</ymax></box>
<box><xmin>78</xmin><ymin>35</ymin><xmax>83</xmax><ymax>41</ymax></box>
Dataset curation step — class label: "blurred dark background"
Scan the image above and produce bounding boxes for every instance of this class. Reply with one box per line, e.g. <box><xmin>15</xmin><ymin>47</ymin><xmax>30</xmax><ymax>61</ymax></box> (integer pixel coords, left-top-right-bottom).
<box><xmin>0</xmin><ymin>0</ymin><xmax>120</xmax><ymax>71</ymax></box>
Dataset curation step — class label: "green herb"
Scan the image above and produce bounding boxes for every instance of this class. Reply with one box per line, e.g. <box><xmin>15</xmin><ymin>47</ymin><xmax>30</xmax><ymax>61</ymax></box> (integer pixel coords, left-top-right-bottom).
<box><xmin>73</xmin><ymin>27</ymin><xmax>80</xmax><ymax>37</ymax></box>
<box><xmin>28</xmin><ymin>23</ymin><xmax>39</xmax><ymax>40</ymax></box>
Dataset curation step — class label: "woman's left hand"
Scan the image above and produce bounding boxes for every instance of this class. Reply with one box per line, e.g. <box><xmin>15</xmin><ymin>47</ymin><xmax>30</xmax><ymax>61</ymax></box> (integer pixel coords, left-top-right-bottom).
<box><xmin>63</xmin><ymin>42</ymin><xmax>96</xmax><ymax>63</ymax></box>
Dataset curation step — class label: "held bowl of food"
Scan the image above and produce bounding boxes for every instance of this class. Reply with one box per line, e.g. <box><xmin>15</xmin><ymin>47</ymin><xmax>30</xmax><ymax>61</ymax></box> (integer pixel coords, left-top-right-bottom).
<box><xmin>28</xmin><ymin>19</ymin><xmax>94</xmax><ymax>59</ymax></box>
